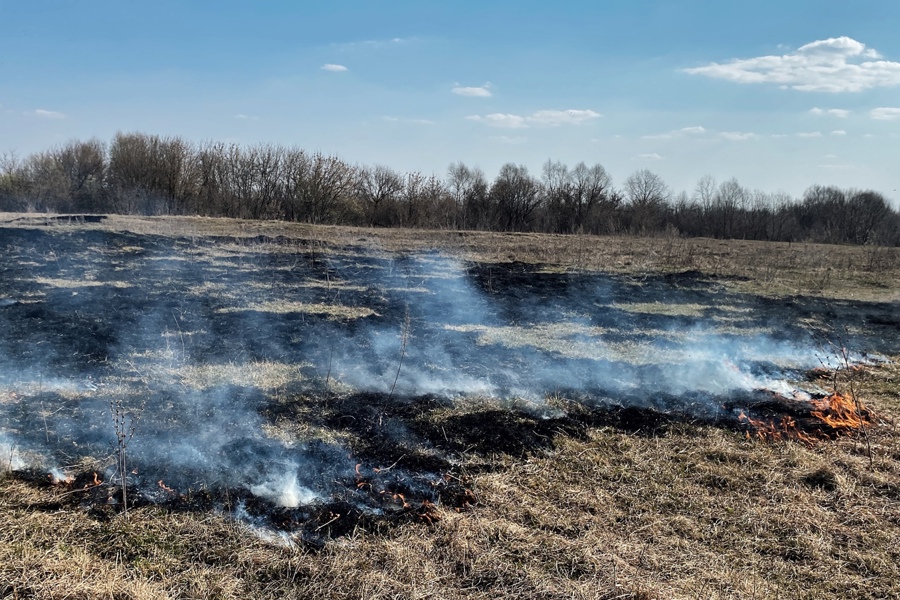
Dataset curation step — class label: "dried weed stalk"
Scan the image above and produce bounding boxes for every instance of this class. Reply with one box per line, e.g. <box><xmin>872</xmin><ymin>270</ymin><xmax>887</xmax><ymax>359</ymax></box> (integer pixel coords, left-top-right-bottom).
<box><xmin>388</xmin><ymin>307</ymin><xmax>411</xmax><ymax>402</ymax></box>
<box><xmin>109</xmin><ymin>396</ymin><xmax>136</xmax><ymax>518</ymax></box>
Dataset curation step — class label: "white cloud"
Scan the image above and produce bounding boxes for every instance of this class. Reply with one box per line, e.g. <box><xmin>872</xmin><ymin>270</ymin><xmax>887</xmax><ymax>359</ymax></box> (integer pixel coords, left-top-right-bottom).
<box><xmin>809</xmin><ymin>107</ymin><xmax>850</xmax><ymax>117</ymax></box>
<box><xmin>467</xmin><ymin>109</ymin><xmax>600</xmax><ymax>129</ymax></box>
<box><xmin>719</xmin><ymin>131</ymin><xmax>757</xmax><ymax>141</ymax></box>
<box><xmin>528</xmin><ymin>109</ymin><xmax>601</xmax><ymax>125</ymax></box>
<box><xmin>871</xmin><ymin>107</ymin><xmax>900</xmax><ymax>120</ymax></box>
<box><xmin>770</xmin><ymin>133</ymin><xmax>789</xmax><ymax>138</ymax></box>
<box><xmin>636</xmin><ymin>153</ymin><xmax>664</xmax><ymax>160</ymax></box>
<box><xmin>234</xmin><ymin>114</ymin><xmax>259</xmax><ymax>120</ymax></box>
<box><xmin>32</xmin><ymin>109</ymin><xmax>65</xmax><ymax>119</ymax></box>
<box><xmin>824</xmin><ymin>154</ymin><xmax>838</xmax><ymax>159</ymax></box>
<box><xmin>452</xmin><ymin>84</ymin><xmax>492</xmax><ymax>98</ymax></box>
<box><xmin>466</xmin><ymin>113</ymin><xmax>528</xmax><ymax>128</ymax></box>
<box><xmin>642</xmin><ymin>125</ymin><xmax>706</xmax><ymax>140</ymax></box>
<box><xmin>831</xmin><ymin>130</ymin><xmax>847</xmax><ymax>136</ymax></box>
<box><xmin>490</xmin><ymin>135</ymin><xmax>527</xmax><ymax>144</ymax></box>
<box><xmin>684</xmin><ymin>36</ymin><xmax>900</xmax><ymax>92</ymax></box>
<box><xmin>797</xmin><ymin>131</ymin><xmax>823</xmax><ymax>138</ymax></box>
<box><xmin>321</xmin><ymin>63</ymin><xmax>348</xmax><ymax>72</ymax></box>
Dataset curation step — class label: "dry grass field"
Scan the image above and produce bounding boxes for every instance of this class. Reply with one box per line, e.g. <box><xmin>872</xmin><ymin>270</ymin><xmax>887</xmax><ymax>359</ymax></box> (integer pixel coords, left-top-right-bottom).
<box><xmin>1</xmin><ymin>214</ymin><xmax>899</xmax><ymax>599</ymax></box>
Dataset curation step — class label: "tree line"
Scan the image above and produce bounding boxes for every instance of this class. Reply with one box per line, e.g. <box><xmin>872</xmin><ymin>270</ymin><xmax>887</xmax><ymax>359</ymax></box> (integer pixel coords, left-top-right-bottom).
<box><xmin>1</xmin><ymin>132</ymin><xmax>897</xmax><ymax>246</ymax></box>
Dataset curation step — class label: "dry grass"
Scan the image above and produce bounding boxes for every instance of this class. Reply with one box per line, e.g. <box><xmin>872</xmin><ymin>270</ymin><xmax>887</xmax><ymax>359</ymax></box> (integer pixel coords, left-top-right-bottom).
<box><xmin>5</xmin><ymin>212</ymin><xmax>898</xmax><ymax>301</ymax></box>
<box><xmin>3</xmin><ymin>374</ymin><xmax>899</xmax><ymax>599</ymax></box>
<box><xmin>94</xmin><ymin>215</ymin><xmax>900</xmax><ymax>301</ymax></box>
<box><xmin>1</xmin><ymin>214</ymin><xmax>899</xmax><ymax>599</ymax></box>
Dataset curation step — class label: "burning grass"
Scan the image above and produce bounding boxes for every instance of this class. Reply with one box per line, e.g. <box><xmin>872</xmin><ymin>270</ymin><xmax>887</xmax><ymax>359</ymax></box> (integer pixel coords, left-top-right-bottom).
<box><xmin>3</xmin><ymin>395</ymin><xmax>900</xmax><ymax>599</ymax></box>
<box><xmin>1</xmin><ymin>215</ymin><xmax>900</xmax><ymax>598</ymax></box>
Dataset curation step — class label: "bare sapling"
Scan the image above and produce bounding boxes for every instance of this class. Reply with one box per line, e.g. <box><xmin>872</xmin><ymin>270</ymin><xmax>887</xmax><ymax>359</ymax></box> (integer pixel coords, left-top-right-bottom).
<box><xmin>820</xmin><ymin>334</ymin><xmax>873</xmax><ymax>466</ymax></box>
<box><xmin>387</xmin><ymin>307</ymin><xmax>411</xmax><ymax>402</ymax></box>
<box><xmin>5</xmin><ymin>443</ymin><xmax>15</xmax><ymax>472</ymax></box>
<box><xmin>110</xmin><ymin>396</ymin><xmax>136</xmax><ymax>517</ymax></box>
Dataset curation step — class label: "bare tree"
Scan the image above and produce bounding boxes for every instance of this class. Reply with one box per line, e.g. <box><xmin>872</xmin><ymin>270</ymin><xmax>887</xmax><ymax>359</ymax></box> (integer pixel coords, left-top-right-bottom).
<box><xmin>447</xmin><ymin>162</ymin><xmax>491</xmax><ymax>230</ymax></box>
<box><xmin>624</xmin><ymin>169</ymin><xmax>669</xmax><ymax>233</ymax></box>
<box><xmin>491</xmin><ymin>163</ymin><xmax>542</xmax><ymax>231</ymax></box>
<box><xmin>356</xmin><ymin>164</ymin><xmax>404</xmax><ymax>226</ymax></box>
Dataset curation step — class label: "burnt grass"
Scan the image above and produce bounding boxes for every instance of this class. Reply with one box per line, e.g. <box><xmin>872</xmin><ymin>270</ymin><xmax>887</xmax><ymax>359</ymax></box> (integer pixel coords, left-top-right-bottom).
<box><xmin>2</xmin><ymin>223</ymin><xmax>899</xmax><ymax>542</ymax></box>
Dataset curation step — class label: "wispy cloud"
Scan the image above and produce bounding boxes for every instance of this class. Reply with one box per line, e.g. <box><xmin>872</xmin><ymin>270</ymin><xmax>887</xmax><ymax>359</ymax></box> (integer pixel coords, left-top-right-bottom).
<box><xmin>642</xmin><ymin>126</ymin><xmax>706</xmax><ymax>140</ymax></box>
<box><xmin>636</xmin><ymin>153</ymin><xmax>664</xmax><ymax>160</ymax></box>
<box><xmin>528</xmin><ymin>109</ymin><xmax>601</xmax><ymax>125</ymax></box>
<box><xmin>797</xmin><ymin>131</ymin><xmax>823</xmax><ymax>138</ymax></box>
<box><xmin>32</xmin><ymin>109</ymin><xmax>65</xmax><ymax>119</ymax></box>
<box><xmin>331</xmin><ymin>37</ymin><xmax>412</xmax><ymax>51</ymax></box>
<box><xmin>467</xmin><ymin>109</ymin><xmax>600</xmax><ymax>129</ymax></box>
<box><xmin>831</xmin><ymin>130</ymin><xmax>847</xmax><ymax>136</ymax></box>
<box><xmin>234</xmin><ymin>114</ymin><xmax>259</xmax><ymax>120</ymax></box>
<box><xmin>871</xmin><ymin>107</ymin><xmax>900</xmax><ymax>120</ymax></box>
<box><xmin>452</xmin><ymin>83</ymin><xmax>492</xmax><ymax>97</ymax></box>
<box><xmin>382</xmin><ymin>116</ymin><xmax>434</xmax><ymax>125</ymax></box>
<box><xmin>641</xmin><ymin>126</ymin><xmax>755</xmax><ymax>142</ymax></box>
<box><xmin>810</xmin><ymin>107</ymin><xmax>850</xmax><ymax>118</ymax></box>
<box><xmin>467</xmin><ymin>113</ymin><xmax>528</xmax><ymax>128</ymax></box>
<box><xmin>489</xmin><ymin>135</ymin><xmax>527</xmax><ymax>144</ymax></box>
<box><xmin>684</xmin><ymin>36</ymin><xmax>900</xmax><ymax>92</ymax></box>
<box><xmin>321</xmin><ymin>63</ymin><xmax>348</xmax><ymax>72</ymax></box>
<box><xmin>719</xmin><ymin>131</ymin><xmax>757</xmax><ymax>141</ymax></box>
<box><xmin>818</xmin><ymin>163</ymin><xmax>858</xmax><ymax>170</ymax></box>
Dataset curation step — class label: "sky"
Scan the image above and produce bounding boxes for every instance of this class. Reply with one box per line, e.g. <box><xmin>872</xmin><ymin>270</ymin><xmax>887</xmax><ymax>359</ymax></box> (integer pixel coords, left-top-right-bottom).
<box><xmin>1</xmin><ymin>0</ymin><xmax>899</xmax><ymax>201</ymax></box>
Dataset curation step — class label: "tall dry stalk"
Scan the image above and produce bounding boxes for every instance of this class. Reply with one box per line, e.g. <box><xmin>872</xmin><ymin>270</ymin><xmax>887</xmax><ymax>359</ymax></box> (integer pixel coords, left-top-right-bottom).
<box><xmin>388</xmin><ymin>308</ymin><xmax>411</xmax><ymax>402</ymax></box>
<box><xmin>820</xmin><ymin>334</ymin><xmax>873</xmax><ymax>466</ymax></box>
<box><xmin>109</xmin><ymin>397</ymin><xmax>136</xmax><ymax>518</ymax></box>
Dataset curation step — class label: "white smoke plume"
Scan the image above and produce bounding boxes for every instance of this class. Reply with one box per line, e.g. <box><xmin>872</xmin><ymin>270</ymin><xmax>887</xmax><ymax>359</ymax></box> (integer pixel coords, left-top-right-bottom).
<box><xmin>0</xmin><ymin>225</ymin><xmax>895</xmax><ymax>526</ymax></box>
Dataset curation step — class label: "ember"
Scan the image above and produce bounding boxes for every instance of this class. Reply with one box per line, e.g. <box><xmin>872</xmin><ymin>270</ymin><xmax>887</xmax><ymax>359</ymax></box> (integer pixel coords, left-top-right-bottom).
<box><xmin>158</xmin><ymin>480</ymin><xmax>177</xmax><ymax>495</ymax></box>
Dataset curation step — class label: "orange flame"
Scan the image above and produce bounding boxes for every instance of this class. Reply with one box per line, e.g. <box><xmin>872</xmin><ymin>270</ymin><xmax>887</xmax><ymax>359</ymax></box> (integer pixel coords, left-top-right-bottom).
<box><xmin>739</xmin><ymin>389</ymin><xmax>871</xmax><ymax>444</ymax></box>
<box><xmin>739</xmin><ymin>411</ymin><xmax>816</xmax><ymax>445</ymax></box>
<box><xmin>48</xmin><ymin>471</ymin><xmax>74</xmax><ymax>485</ymax></box>
<box><xmin>82</xmin><ymin>471</ymin><xmax>102</xmax><ymax>489</ymax></box>
<box><xmin>157</xmin><ymin>480</ymin><xmax>176</xmax><ymax>494</ymax></box>
<box><xmin>810</xmin><ymin>392</ymin><xmax>869</xmax><ymax>432</ymax></box>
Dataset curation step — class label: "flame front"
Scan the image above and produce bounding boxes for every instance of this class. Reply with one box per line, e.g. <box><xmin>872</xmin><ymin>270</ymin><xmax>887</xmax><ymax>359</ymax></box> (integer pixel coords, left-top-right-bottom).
<box><xmin>739</xmin><ymin>389</ymin><xmax>872</xmax><ymax>444</ymax></box>
<box><xmin>811</xmin><ymin>392</ymin><xmax>869</xmax><ymax>433</ymax></box>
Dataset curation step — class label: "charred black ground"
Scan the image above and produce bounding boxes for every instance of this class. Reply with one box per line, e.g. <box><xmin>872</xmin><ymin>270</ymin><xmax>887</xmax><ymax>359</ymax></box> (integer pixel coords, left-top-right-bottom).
<box><xmin>1</xmin><ymin>224</ymin><xmax>897</xmax><ymax>541</ymax></box>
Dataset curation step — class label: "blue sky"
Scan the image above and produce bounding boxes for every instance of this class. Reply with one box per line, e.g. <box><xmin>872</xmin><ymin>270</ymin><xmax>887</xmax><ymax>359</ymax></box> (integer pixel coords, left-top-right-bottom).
<box><xmin>1</xmin><ymin>0</ymin><xmax>899</xmax><ymax>201</ymax></box>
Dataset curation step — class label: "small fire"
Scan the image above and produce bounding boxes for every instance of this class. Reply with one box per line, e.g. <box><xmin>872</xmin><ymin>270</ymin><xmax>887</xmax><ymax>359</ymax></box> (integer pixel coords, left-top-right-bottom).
<box><xmin>810</xmin><ymin>392</ymin><xmax>869</xmax><ymax>433</ymax></box>
<box><xmin>48</xmin><ymin>467</ymin><xmax>74</xmax><ymax>485</ymax></box>
<box><xmin>157</xmin><ymin>480</ymin><xmax>176</xmax><ymax>495</ymax></box>
<box><xmin>739</xmin><ymin>389</ymin><xmax>872</xmax><ymax>444</ymax></box>
<box><xmin>80</xmin><ymin>471</ymin><xmax>102</xmax><ymax>489</ymax></box>
<box><xmin>739</xmin><ymin>411</ymin><xmax>816</xmax><ymax>445</ymax></box>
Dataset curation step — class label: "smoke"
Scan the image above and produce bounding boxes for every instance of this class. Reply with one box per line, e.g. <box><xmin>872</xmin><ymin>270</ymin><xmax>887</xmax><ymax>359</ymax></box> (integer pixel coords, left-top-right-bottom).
<box><xmin>0</xmin><ymin>433</ymin><xmax>24</xmax><ymax>472</ymax></box>
<box><xmin>0</xmin><ymin>226</ymin><xmax>893</xmax><ymax>522</ymax></box>
<box><xmin>321</xmin><ymin>255</ymin><xmax>825</xmax><ymax>404</ymax></box>
<box><xmin>249</xmin><ymin>469</ymin><xmax>317</xmax><ymax>508</ymax></box>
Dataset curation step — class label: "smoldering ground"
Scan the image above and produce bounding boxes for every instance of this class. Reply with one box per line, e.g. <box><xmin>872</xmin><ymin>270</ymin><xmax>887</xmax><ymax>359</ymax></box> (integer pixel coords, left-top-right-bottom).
<box><xmin>0</xmin><ymin>224</ymin><xmax>898</xmax><ymax>535</ymax></box>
